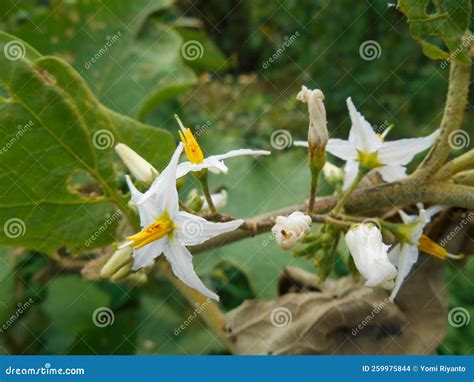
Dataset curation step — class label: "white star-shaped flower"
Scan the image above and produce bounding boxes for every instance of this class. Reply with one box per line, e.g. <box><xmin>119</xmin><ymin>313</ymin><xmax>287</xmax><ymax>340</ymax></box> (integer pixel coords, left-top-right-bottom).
<box><xmin>174</xmin><ymin>115</ymin><xmax>270</xmax><ymax>178</ymax></box>
<box><xmin>295</xmin><ymin>98</ymin><xmax>439</xmax><ymax>189</ymax></box>
<box><xmin>122</xmin><ymin>143</ymin><xmax>244</xmax><ymax>300</ymax></box>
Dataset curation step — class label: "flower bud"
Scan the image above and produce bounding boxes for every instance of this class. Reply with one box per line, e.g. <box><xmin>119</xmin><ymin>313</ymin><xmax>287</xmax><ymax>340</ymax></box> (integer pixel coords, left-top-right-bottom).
<box><xmin>272</xmin><ymin>211</ymin><xmax>312</xmax><ymax>250</ymax></box>
<box><xmin>100</xmin><ymin>246</ymin><xmax>133</xmax><ymax>279</ymax></box>
<box><xmin>297</xmin><ymin>86</ymin><xmax>328</xmax><ymax>151</ymax></box>
<box><xmin>115</xmin><ymin>143</ymin><xmax>158</xmax><ymax>183</ymax></box>
<box><xmin>322</xmin><ymin>162</ymin><xmax>343</xmax><ymax>184</ymax></box>
<box><xmin>202</xmin><ymin>189</ymin><xmax>228</xmax><ymax>211</ymax></box>
<box><xmin>345</xmin><ymin>224</ymin><xmax>397</xmax><ymax>290</ymax></box>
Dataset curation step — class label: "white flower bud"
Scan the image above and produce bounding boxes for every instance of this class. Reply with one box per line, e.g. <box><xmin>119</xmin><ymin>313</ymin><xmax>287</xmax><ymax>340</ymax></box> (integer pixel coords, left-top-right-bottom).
<box><xmin>297</xmin><ymin>86</ymin><xmax>328</xmax><ymax>149</ymax></box>
<box><xmin>115</xmin><ymin>143</ymin><xmax>158</xmax><ymax>183</ymax></box>
<box><xmin>322</xmin><ymin>162</ymin><xmax>343</xmax><ymax>183</ymax></box>
<box><xmin>272</xmin><ymin>211</ymin><xmax>312</xmax><ymax>250</ymax></box>
<box><xmin>202</xmin><ymin>189</ymin><xmax>228</xmax><ymax>211</ymax></box>
<box><xmin>345</xmin><ymin>224</ymin><xmax>397</xmax><ymax>289</ymax></box>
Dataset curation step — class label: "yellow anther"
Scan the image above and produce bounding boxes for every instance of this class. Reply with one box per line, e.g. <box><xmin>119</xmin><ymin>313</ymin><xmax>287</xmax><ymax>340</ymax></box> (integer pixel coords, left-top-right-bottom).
<box><xmin>126</xmin><ymin>213</ymin><xmax>174</xmax><ymax>249</ymax></box>
<box><xmin>175</xmin><ymin>114</ymin><xmax>204</xmax><ymax>164</ymax></box>
<box><xmin>418</xmin><ymin>234</ymin><xmax>463</xmax><ymax>260</ymax></box>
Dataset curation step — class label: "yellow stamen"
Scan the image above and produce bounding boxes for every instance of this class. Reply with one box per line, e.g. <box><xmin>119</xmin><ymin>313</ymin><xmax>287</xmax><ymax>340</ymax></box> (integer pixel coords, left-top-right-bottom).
<box><xmin>418</xmin><ymin>234</ymin><xmax>463</xmax><ymax>260</ymax></box>
<box><xmin>357</xmin><ymin>150</ymin><xmax>382</xmax><ymax>169</ymax></box>
<box><xmin>126</xmin><ymin>213</ymin><xmax>174</xmax><ymax>249</ymax></box>
<box><xmin>175</xmin><ymin>114</ymin><xmax>204</xmax><ymax>164</ymax></box>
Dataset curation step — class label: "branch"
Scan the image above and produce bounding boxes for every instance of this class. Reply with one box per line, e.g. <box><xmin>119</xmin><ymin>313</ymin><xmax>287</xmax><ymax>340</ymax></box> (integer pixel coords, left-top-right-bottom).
<box><xmin>191</xmin><ymin>180</ymin><xmax>474</xmax><ymax>254</ymax></box>
<box><xmin>434</xmin><ymin>149</ymin><xmax>474</xmax><ymax>180</ymax></box>
<box><xmin>413</xmin><ymin>61</ymin><xmax>472</xmax><ymax>179</ymax></box>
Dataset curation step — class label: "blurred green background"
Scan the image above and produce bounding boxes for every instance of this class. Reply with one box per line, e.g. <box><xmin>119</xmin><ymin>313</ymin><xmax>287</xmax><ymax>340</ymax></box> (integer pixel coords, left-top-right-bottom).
<box><xmin>0</xmin><ymin>0</ymin><xmax>471</xmax><ymax>355</ymax></box>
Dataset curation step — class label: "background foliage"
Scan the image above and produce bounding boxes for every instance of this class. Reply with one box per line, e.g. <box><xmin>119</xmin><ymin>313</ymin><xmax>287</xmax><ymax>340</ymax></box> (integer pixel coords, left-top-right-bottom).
<box><xmin>0</xmin><ymin>0</ymin><xmax>471</xmax><ymax>355</ymax></box>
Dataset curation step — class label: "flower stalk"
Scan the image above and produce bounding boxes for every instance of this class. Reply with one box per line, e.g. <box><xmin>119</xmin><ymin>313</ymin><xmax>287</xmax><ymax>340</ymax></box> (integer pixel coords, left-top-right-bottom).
<box><xmin>330</xmin><ymin>167</ymin><xmax>368</xmax><ymax>216</ymax></box>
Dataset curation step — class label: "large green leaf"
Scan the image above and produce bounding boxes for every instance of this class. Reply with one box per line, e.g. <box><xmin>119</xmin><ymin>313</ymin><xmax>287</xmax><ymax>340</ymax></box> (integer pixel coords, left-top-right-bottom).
<box><xmin>0</xmin><ymin>248</ymin><xmax>15</xmax><ymax>323</ymax></box>
<box><xmin>42</xmin><ymin>275</ymin><xmax>110</xmax><ymax>334</ymax></box>
<box><xmin>10</xmin><ymin>0</ymin><xmax>197</xmax><ymax>118</ymax></box>
<box><xmin>398</xmin><ymin>0</ymin><xmax>472</xmax><ymax>64</ymax></box>
<box><xmin>0</xmin><ymin>32</ymin><xmax>175</xmax><ymax>254</ymax></box>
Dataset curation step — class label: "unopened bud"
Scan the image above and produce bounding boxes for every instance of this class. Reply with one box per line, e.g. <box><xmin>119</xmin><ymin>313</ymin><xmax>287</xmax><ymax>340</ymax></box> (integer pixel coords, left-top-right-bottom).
<box><xmin>115</xmin><ymin>143</ymin><xmax>158</xmax><ymax>183</ymax></box>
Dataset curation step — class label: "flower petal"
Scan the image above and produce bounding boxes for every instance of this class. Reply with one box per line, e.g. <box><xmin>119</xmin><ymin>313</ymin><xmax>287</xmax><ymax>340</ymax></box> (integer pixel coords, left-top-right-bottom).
<box><xmin>376</xmin><ymin>165</ymin><xmax>407</xmax><ymax>183</ymax></box>
<box><xmin>378</xmin><ymin>130</ymin><xmax>439</xmax><ymax>165</ymax></box>
<box><xmin>176</xmin><ymin>161</ymin><xmax>206</xmax><ymax>178</ymax></box>
<box><xmin>326</xmin><ymin>138</ymin><xmax>357</xmax><ymax>160</ymax></box>
<box><xmin>132</xmin><ymin>239</ymin><xmax>165</xmax><ymax>270</ymax></box>
<box><xmin>389</xmin><ymin>243</ymin><xmax>419</xmax><ymax>302</ymax></box>
<box><xmin>342</xmin><ymin>160</ymin><xmax>359</xmax><ymax>190</ymax></box>
<box><xmin>138</xmin><ymin>143</ymin><xmax>183</xmax><ymax>217</ymax></box>
<box><xmin>125</xmin><ymin>175</ymin><xmax>156</xmax><ymax>227</ymax></box>
<box><xmin>210</xmin><ymin>149</ymin><xmax>271</xmax><ymax>162</ymax></box>
<box><xmin>175</xmin><ymin>211</ymin><xmax>244</xmax><ymax>246</ymax></box>
<box><xmin>293</xmin><ymin>140</ymin><xmax>308</xmax><ymax>147</ymax></box>
<box><xmin>346</xmin><ymin>97</ymin><xmax>381</xmax><ymax>152</ymax></box>
<box><xmin>165</xmin><ymin>238</ymin><xmax>219</xmax><ymax>300</ymax></box>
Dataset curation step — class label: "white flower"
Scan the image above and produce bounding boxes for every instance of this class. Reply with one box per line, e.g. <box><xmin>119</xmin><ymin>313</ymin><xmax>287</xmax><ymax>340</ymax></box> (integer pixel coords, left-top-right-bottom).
<box><xmin>322</xmin><ymin>162</ymin><xmax>344</xmax><ymax>183</ymax></box>
<box><xmin>271</xmin><ymin>211</ymin><xmax>312</xmax><ymax>250</ymax></box>
<box><xmin>345</xmin><ymin>224</ymin><xmax>397</xmax><ymax>289</ymax></box>
<box><xmin>122</xmin><ymin>143</ymin><xmax>244</xmax><ymax>300</ymax></box>
<box><xmin>295</xmin><ymin>98</ymin><xmax>439</xmax><ymax>189</ymax></box>
<box><xmin>115</xmin><ymin>143</ymin><xmax>158</xmax><ymax>183</ymax></box>
<box><xmin>174</xmin><ymin>115</ymin><xmax>270</xmax><ymax>177</ymax></box>
<box><xmin>202</xmin><ymin>189</ymin><xmax>228</xmax><ymax>211</ymax></box>
<box><xmin>296</xmin><ymin>86</ymin><xmax>328</xmax><ymax>148</ymax></box>
<box><xmin>388</xmin><ymin>205</ymin><xmax>446</xmax><ymax>302</ymax></box>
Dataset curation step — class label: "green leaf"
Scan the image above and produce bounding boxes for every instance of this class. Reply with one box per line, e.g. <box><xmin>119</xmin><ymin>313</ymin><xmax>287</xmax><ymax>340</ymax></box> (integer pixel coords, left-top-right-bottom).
<box><xmin>0</xmin><ymin>248</ymin><xmax>15</xmax><ymax>323</ymax></box>
<box><xmin>42</xmin><ymin>275</ymin><xmax>110</xmax><ymax>334</ymax></box>
<box><xmin>136</xmin><ymin>293</ymin><xmax>225</xmax><ymax>355</ymax></box>
<box><xmin>0</xmin><ymin>32</ymin><xmax>175</xmax><ymax>253</ymax></box>
<box><xmin>10</xmin><ymin>0</ymin><xmax>197</xmax><ymax>118</ymax></box>
<box><xmin>398</xmin><ymin>0</ymin><xmax>472</xmax><ymax>64</ymax></box>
